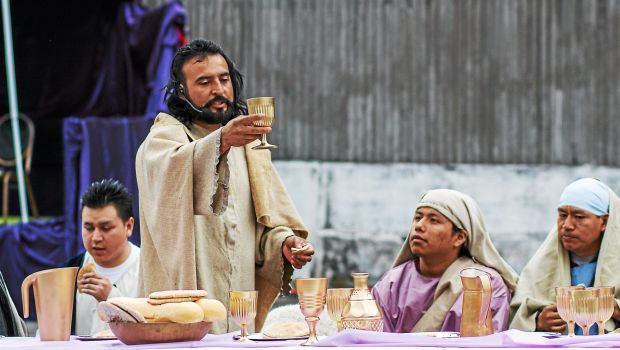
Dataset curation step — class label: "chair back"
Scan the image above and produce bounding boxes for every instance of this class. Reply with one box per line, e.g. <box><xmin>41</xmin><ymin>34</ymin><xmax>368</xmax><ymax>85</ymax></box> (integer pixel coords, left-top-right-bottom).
<box><xmin>0</xmin><ymin>113</ymin><xmax>35</xmax><ymax>172</ymax></box>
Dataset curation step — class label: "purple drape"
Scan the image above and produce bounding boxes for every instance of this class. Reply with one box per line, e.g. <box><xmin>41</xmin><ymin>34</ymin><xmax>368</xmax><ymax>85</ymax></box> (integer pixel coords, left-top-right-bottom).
<box><xmin>63</xmin><ymin>116</ymin><xmax>154</xmax><ymax>254</ymax></box>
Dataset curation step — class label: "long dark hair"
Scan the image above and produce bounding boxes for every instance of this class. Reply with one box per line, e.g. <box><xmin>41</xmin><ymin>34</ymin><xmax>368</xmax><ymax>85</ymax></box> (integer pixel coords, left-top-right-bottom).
<box><xmin>164</xmin><ymin>39</ymin><xmax>247</xmax><ymax>126</ymax></box>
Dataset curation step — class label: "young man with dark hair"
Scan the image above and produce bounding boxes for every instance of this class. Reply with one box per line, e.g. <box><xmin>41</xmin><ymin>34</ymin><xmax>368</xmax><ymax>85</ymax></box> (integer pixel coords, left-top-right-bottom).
<box><xmin>136</xmin><ymin>39</ymin><xmax>314</xmax><ymax>333</ymax></box>
<box><xmin>64</xmin><ymin>179</ymin><xmax>140</xmax><ymax>335</ymax></box>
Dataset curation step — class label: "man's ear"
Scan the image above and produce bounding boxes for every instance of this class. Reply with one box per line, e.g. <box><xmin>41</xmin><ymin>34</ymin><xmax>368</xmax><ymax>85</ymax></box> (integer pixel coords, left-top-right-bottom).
<box><xmin>454</xmin><ymin>229</ymin><xmax>468</xmax><ymax>248</ymax></box>
<box><xmin>125</xmin><ymin>217</ymin><xmax>135</xmax><ymax>238</ymax></box>
<box><xmin>178</xmin><ymin>84</ymin><xmax>186</xmax><ymax>101</ymax></box>
<box><xmin>600</xmin><ymin>214</ymin><xmax>609</xmax><ymax>233</ymax></box>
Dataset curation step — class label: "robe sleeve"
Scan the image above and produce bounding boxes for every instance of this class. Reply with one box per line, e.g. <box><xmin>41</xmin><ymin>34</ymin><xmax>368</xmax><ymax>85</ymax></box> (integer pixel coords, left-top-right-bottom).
<box><xmin>489</xmin><ymin>271</ymin><xmax>512</xmax><ymax>332</ymax></box>
<box><xmin>192</xmin><ymin>128</ymin><xmax>229</xmax><ymax>215</ymax></box>
<box><xmin>255</xmin><ymin>225</ymin><xmax>294</xmax><ymax>293</ymax></box>
<box><xmin>137</xmin><ymin>122</ymin><xmax>228</xmax><ymax>294</ymax></box>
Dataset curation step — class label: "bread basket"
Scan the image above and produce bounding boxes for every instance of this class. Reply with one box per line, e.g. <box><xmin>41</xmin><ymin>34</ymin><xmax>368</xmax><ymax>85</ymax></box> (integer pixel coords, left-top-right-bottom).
<box><xmin>108</xmin><ymin>321</ymin><xmax>212</xmax><ymax>345</ymax></box>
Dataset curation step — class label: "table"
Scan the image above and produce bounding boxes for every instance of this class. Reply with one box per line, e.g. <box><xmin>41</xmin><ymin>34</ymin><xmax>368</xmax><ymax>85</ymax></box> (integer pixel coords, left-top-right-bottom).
<box><xmin>3</xmin><ymin>329</ymin><xmax>620</xmax><ymax>349</ymax></box>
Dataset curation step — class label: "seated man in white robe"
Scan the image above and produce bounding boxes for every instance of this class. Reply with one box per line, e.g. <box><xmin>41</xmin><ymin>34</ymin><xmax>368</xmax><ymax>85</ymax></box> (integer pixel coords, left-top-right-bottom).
<box><xmin>63</xmin><ymin>179</ymin><xmax>140</xmax><ymax>335</ymax></box>
<box><xmin>510</xmin><ymin>178</ymin><xmax>620</xmax><ymax>334</ymax></box>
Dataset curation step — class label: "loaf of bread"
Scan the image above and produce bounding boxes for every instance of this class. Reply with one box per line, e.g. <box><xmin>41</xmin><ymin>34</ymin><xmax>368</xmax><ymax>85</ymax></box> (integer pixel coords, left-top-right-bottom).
<box><xmin>195</xmin><ymin>298</ymin><xmax>227</xmax><ymax>321</ymax></box>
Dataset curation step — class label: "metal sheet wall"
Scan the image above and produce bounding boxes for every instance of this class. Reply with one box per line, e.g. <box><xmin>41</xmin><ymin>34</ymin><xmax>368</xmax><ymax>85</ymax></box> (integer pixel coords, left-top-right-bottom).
<box><xmin>144</xmin><ymin>0</ymin><xmax>620</xmax><ymax>165</ymax></box>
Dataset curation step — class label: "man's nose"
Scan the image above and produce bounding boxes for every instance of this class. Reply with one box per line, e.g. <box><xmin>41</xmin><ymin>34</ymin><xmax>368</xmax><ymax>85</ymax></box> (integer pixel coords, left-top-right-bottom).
<box><xmin>562</xmin><ymin>216</ymin><xmax>575</xmax><ymax>230</ymax></box>
<box><xmin>413</xmin><ymin>218</ymin><xmax>424</xmax><ymax>232</ymax></box>
<box><xmin>92</xmin><ymin>230</ymin><xmax>103</xmax><ymax>242</ymax></box>
<box><xmin>211</xmin><ymin>80</ymin><xmax>223</xmax><ymax>95</ymax></box>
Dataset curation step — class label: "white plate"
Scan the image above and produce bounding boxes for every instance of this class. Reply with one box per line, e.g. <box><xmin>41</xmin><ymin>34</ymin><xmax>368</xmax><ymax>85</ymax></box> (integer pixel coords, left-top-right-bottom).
<box><xmin>416</xmin><ymin>331</ymin><xmax>460</xmax><ymax>338</ymax></box>
<box><xmin>233</xmin><ymin>333</ymin><xmax>309</xmax><ymax>341</ymax></box>
<box><xmin>75</xmin><ymin>335</ymin><xmax>117</xmax><ymax>341</ymax></box>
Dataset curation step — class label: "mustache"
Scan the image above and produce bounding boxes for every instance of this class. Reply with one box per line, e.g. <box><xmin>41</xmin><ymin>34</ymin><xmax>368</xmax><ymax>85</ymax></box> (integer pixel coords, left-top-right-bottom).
<box><xmin>205</xmin><ymin>95</ymin><xmax>233</xmax><ymax>109</ymax></box>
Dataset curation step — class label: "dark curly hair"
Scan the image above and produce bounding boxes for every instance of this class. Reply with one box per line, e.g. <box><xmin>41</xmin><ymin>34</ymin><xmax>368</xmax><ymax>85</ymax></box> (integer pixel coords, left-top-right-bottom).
<box><xmin>81</xmin><ymin>179</ymin><xmax>133</xmax><ymax>223</ymax></box>
<box><xmin>164</xmin><ymin>39</ymin><xmax>247</xmax><ymax>126</ymax></box>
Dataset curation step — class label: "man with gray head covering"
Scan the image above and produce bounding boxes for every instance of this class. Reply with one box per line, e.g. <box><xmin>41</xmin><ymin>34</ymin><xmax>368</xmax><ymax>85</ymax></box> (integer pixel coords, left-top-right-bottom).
<box><xmin>372</xmin><ymin>189</ymin><xmax>518</xmax><ymax>333</ymax></box>
<box><xmin>510</xmin><ymin>178</ymin><xmax>620</xmax><ymax>334</ymax></box>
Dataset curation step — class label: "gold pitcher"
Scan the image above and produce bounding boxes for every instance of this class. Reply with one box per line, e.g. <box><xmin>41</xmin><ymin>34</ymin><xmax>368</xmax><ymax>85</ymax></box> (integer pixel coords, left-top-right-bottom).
<box><xmin>21</xmin><ymin>267</ymin><xmax>78</xmax><ymax>341</ymax></box>
<box><xmin>459</xmin><ymin>267</ymin><xmax>493</xmax><ymax>337</ymax></box>
<box><xmin>340</xmin><ymin>272</ymin><xmax>383</xmax><ymax>332</ymax></box>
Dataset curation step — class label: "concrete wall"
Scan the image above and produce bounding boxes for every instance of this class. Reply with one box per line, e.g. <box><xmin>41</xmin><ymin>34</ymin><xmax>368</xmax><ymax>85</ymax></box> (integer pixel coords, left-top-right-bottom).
<box><xmin>274</xmin><ymin>161</ymin><xmax>620</xmax><ymax>287</ymax></box>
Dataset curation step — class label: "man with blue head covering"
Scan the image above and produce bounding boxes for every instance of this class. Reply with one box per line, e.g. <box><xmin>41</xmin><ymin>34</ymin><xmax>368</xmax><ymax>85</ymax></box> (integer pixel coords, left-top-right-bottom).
<box><xmin>510</xmin><ymin>178</ymin><xmax>620</xmax><ymax>334</ymax></box>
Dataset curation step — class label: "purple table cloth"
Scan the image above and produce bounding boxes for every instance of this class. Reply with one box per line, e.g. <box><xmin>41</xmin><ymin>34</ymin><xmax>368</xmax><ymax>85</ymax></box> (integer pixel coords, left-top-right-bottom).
<box><xmin>315</xmin><ymin>329</ymin><xmax>620</xmax><ymax>347</ymax></box>
<box><xmin>3</xmin><ymin>330</ymin><xmax>620</xmax><ymax>349</ymax></box>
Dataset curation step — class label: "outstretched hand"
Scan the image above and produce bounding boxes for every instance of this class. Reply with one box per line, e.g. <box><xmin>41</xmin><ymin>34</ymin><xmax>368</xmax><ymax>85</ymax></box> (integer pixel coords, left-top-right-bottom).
<box><xmin>220</xmin><ymin>114</ymin><xmax>271</xmax><ymax>155</ymax></box>
<box><xmin>282</xmin><ymin>236</ymin><xmax>315</xmax><ymax>269</ymax></box>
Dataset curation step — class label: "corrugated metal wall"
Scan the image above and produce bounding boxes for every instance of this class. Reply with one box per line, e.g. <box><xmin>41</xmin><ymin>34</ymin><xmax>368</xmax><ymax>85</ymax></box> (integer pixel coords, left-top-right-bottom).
<box><xmin>145</xmin><ymin>0</ymin><xmax>620</xmax><ymax>165</ymax></box>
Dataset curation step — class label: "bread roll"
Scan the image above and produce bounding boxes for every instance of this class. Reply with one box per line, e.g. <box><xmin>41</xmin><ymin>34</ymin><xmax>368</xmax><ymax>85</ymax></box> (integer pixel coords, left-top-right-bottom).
<box><xmin>149</xmin><ymin>290</ymin><xmax>207</xmax><ymax>299</ymax></box>
<box><xmin>97</xmin><ymin>301</ymin><xmax>141</xmax><ymax>323</ymax></box>
<box><xmin>109</xmin><ymin>297</ymin><xmax>157</xmax><ymax>321</ymax></box>
<box><xmin>77</xmin><ymin>263</ymin><xmax>95</xmax><ymax>293</ymax></box>
<box><xmin>152</xmin><ymin>302</ymin><xmax>204</xmax><ymax>324</ymax></box>
<box><xmin>195</xmin><ymin>298</ymin><xmax>227</xmax><ymax>321</ymax></box>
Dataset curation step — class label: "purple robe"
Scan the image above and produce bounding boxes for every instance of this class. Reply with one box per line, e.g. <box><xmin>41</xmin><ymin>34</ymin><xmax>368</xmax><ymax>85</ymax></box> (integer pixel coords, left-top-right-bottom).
<box><xmin>371</xmin><ymin>260</ymin><xmax>511</xmax><ymax>333</ymax></box>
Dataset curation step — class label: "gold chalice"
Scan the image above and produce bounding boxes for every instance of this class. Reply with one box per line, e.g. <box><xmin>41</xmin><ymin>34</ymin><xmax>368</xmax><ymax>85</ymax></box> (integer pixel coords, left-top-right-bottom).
<box><xmin>592</xmin><ymin>286</ymin><xmax>615</xmax><ymax>335</ymax></box>
<box><xmin>229</xmin><ymin>291</ymin><xmax>258</xmax><ymax>342</ymax></box>
<box><xmin>556</xmin><ymin>286</ymin><xmax>579</xmax><ymax>337</ymax></box>
<box><xmin>326</xmin><ymin>288</ymin><xmax>353</xmax><ymax>332</ymax></box>
<box><xmin>247</xmin><ymin>97</ymin><xmax>277</xmax><ymax>150</ymax></box>
<box><xmin>296</xmin><ymin>277</ymin><xmax>328</xmax><ymax>346</ymax></box>
<box><xmin>573</xmin><ymin>289</ymin><xmax>598</xmax><ymax>336</ymax></box>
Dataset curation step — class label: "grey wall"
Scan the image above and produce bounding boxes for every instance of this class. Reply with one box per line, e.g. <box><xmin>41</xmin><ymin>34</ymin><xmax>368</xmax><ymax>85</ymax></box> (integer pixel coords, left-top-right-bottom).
<box><xmin>145</xmin><ymin>0</ymin><xmax>620</xmax><ymax>165</ymax></box>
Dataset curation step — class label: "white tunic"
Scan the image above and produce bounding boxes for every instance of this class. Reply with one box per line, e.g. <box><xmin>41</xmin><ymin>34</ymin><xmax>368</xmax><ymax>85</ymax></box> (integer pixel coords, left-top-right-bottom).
<box><xmin>74</xmin><ymin>243</ymin><xmax>140</xmax><ymax>336</ymax></box>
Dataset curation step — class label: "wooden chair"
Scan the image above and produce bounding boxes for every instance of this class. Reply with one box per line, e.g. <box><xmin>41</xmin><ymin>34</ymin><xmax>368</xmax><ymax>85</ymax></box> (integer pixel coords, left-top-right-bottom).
<box><xmin>0</xmin><ymin>113</ymin><xmax>39</xmax><ymax>224</ymax></box>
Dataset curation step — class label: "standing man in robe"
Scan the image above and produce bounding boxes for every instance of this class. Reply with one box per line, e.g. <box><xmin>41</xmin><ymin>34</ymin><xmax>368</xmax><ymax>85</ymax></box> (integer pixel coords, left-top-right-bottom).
<box><xmin>372</xmin><ymin>189</ymin><xmax>518</xmax><ymax>333</ymax></box>
<box><xmin>135</xmin><ymin>39</ymin><xmax>314</xmax><ymax>334</ymax></box>
<box><xmin>510</xmin><ymin>178</ymin><xmax>620</xmax><ymax>334</ymax></box>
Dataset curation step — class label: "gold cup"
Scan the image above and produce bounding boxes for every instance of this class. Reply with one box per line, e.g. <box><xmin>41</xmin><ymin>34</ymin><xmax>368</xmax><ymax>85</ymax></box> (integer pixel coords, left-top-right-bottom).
<box><xmin>573</xmin><ymin>289</ymin><xmax>598</xmax><ymax>336</ymax></box>
<box><xmin>592</xmin><ymin>286</ymin><xmax>615</xmax><ymax>335</ymax></box>
<box><xmin>556</xmin><ymin>286</ymin><xmax>580</xmax><ymax>337</ymax></box>
<box><xmin>296</xmin><ymin>277</ymin><xmax>328</xmax><ymax>346</ymax></box>
<box><xmin>229</xmin><ymin>291</ymin><xmax>258</xmax><ymax>342</ymax></box>
<box><xmin>326</xmin><ymin>288</ymin><xmax>353</xmax><ymax>332</ymax></box>
<box><xmin>246</xmin><ymin>97</ymin><xmax>277</xmax><ymax>150</ymax></box>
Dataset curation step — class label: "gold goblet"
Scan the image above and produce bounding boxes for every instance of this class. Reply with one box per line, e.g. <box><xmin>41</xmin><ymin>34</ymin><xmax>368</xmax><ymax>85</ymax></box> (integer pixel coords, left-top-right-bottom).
<box><xmin>593</xmin><ymin>286</ymin><xmax>615</xmax><ymax>335</ymax></box>
<box><xmin>229</xmin><ymin>291</ymin><xmax>258</xmax><ymax>342</ymax></box>
<box><xmin>296</xmin><ymin>277</ymin><xmax>328</xmax><ymax>346</ymax></box>
<box><xmin>556</xmin><ymin>286</ymin><xmax>578</xmax><ymax>337</ymax></box>
<box><xmin>326</xmin><ymin>288</ymin><xmax>353</xmax><ymax>332</ymax></box>
<box><xmin>247</xmin><ymin>97</ymin><xmax>277</xmax><ymax>150</ymax></box>
<box><xmin>573</xmin><ymin>289</ymin><xmax>598</xmax><ymax>336</ymax></box>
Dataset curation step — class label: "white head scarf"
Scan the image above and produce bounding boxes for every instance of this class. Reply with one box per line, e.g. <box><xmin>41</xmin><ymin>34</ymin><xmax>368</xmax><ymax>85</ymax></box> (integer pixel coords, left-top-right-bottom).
<box><xmin>393</xmin><ymin>189</ymin><xmax>518</xmax><ymax>290</ymax></box>
<box><xmin>558</xmin><ymin>178</ymin><xmax>609</xmax><ymax>216</ymax></box>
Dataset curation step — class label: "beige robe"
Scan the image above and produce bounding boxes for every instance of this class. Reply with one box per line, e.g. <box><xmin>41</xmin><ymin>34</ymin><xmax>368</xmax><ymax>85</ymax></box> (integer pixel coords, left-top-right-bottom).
<box><xmin>390</xmin><ymin>189</ymin><xmax>519</xmax><ymax>332</ymax></box>
<box><xmin>509</xmin><ymin>184</ymin><xmax>620</xmax><ymax>332</ymax></box>
<box><xmin>135</xmin><ymin>113</ymin><xmax>308</xmax><ymax>333</ymax></box>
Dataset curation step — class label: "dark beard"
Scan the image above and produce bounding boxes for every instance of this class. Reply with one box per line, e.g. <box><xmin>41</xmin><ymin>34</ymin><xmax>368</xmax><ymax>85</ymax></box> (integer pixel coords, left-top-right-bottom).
<box><xmin>187</xmin><ymin>95</ymin><xmax>238</xmax><ymax>125</ymax></box>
